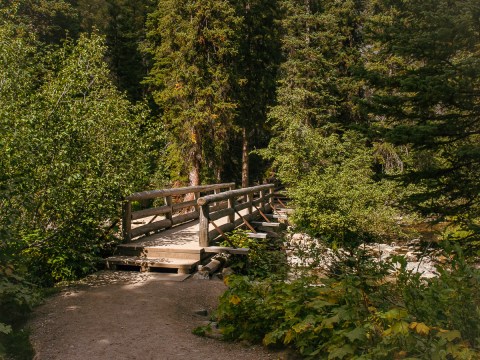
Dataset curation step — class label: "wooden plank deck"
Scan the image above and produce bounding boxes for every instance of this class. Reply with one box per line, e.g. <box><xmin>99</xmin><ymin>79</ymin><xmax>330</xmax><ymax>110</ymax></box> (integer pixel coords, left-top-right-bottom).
<box><xmin>125</xmin><ymin>218</ymin><xmax>204</xmax><ymax>250</ymax></box>
<box><xmin>116</xmin><ymin>211</ymin><xmax>250</xmax><ymax>264</ymax></box>
<box><xmin>108</xmin><ymin>184</ymin><xmax>289</xmax><ymax>274</ymax></box>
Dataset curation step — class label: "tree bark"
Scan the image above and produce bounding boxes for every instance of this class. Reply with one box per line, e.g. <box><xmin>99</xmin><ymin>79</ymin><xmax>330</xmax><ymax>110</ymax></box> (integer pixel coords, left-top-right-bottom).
<box><xmin>185</xmin><ymin>155</ymin><xmax>201</xmax><ymax>202</ymax></box>
<box><xmin>189</xmin><ymin>146</ymin><xmax>201</xmax><ymax>187</ymax></box>
<box><xmin>189</xmin><ymin>166</ymin><xmax>200</xmax><ymax>187</ymax></box>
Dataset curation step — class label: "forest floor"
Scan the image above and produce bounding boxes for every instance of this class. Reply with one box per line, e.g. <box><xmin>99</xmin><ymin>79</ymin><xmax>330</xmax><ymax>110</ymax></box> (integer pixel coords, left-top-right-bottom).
<box><xmin>28</xmin><ymin>271</ymin><xmax>291</xmax><ymax>360</ymax></box>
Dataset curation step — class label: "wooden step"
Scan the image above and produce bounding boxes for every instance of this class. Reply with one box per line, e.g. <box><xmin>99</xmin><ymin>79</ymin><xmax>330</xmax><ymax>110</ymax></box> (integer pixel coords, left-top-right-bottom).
<box><xmin>203</xmin><ymin>246</ymin><xmax>250</xmax><ymax>255</ymax></box>
<box><xmin>265</xmin><ymin>214</ymin><xmax>288</xmax><ymax>220</ymax></box>
<box><xmin>105</xmin><ymin>256</ymin><xmax>199</xmax><ymax>274</ymax></box>
<box><xmin>251</xmin><ymin>221</ymin><xmax>281</xmax><ymax>227</ymax></box>
<box><xmin>116</xmin><ymin>244</ymin><xmax>204</xmax><ymax>260</ymax></box>
<box><xmin>247</xmin><ymin>232</ymin><xmax>268</xmax><ymax>239</ymax></box>
<box><xmin>275</xmin><ymin>208</ymin><xmax>294</xmax><ymax>215</ymax></box>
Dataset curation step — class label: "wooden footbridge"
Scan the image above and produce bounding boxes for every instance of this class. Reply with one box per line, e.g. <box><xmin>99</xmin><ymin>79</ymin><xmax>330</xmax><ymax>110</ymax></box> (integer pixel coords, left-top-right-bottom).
<box><xmin>105</xmin><ymin>183</ymin><xmax>289</xmax><ymax>274</ymax></box>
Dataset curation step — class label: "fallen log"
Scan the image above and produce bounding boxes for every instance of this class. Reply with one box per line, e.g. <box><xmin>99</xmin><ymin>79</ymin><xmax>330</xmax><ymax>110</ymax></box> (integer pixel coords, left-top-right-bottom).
<box><xmin>193</xmin><ymin>253</ymin><xmax>231</xmax><ymax>280</ymax></box>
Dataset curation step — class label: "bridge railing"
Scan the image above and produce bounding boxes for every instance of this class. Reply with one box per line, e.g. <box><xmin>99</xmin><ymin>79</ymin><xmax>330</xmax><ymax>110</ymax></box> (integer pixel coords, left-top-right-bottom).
<box><xmin>196</xmin><ymin>184</ymin><xmax>275</xmax><ymax>246</ymax></box>
<box><xmin>122</xmin><ymin>183</ymin><xmax>235</xmax><ymax>242</ymax></box>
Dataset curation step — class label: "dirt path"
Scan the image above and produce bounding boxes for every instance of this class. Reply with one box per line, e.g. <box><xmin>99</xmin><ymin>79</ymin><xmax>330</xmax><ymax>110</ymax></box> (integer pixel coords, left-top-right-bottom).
<box><xmin>28</xmin><ymin>271</ymin><xmax>280</xmax><ymax>360</ymax></box>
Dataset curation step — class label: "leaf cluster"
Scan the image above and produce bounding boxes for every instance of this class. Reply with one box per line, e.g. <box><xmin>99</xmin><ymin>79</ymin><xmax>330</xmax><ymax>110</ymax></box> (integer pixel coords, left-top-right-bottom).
<box><xmin>215</xmin><ymin>248</ymin><xmax>480</xmax><ymax>359</ymax></box>
<box><xmin>0</xmin><ymin>22</ymin><xmax>151</xmax><ymax>285</ymax></box>
<box><xmin>220</xmin><ymin>229</ymin><xmax>287</xmax><ymax>279</ymax></box>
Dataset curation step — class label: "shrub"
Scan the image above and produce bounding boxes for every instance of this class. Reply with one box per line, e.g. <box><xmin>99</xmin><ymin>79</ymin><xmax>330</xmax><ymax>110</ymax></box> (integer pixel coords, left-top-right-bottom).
<box><xmin>215</xmin><ymin>245</ymin><xmax>480</xmax><ymax>359</ymax></box>
<box><xmin>220</xmin><ymin>230</ymin><xmax>287</xmax><ymax>279</ymax></box>
<box><xmin>0</xmin><ymin>25</ymin><xmax>150</xmax><ymax>285</ymax></box>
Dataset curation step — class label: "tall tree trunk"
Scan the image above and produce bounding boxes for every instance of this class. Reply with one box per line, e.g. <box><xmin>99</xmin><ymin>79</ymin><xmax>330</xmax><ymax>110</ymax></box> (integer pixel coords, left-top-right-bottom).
<box><xmin>215</xmin><ymin>168</ymin><xmax>222</xmax><ymax>182</ymax></box>
<box><xmin>189</xmin><ymin>151</ymin><xmax>201</xmax><ymax>187</ymax></box>
<box><xmin>241</xmin><ymin>127</ymin><xmax>249</xmax><ymax>188</ymax></box>
<box><xmin>184</xmin><ymin>149</ymin><xmax>201</xmax><ymax>202</ymax></box>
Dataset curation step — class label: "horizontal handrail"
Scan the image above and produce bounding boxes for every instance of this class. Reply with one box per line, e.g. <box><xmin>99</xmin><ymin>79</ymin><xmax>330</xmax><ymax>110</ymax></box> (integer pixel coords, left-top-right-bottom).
<box><xmin>126</xmin><ymin>183</ymin><xmax>235</xmax><ymax>201</ymax></box>
<box><xmin>122</xmin><ymin>183</ymin><xmax>235</xmax><ymax>242</ymax></box>
<box><xmin>197</xmin><ymin>184</ymin><xmax>274</xmax><ymax>206</ymax></box>
<box><xmin>197</xmin><ymin>184</ymin><xmax>275</xmax><ymax>246</ymax></box>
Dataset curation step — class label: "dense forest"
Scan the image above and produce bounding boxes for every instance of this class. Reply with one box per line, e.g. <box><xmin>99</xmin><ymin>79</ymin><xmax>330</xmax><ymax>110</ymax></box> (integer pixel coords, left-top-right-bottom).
<box><xmin>1</xmin><ymin>0</ymin><xmax>479</xmax><ymax>358</ymax></box>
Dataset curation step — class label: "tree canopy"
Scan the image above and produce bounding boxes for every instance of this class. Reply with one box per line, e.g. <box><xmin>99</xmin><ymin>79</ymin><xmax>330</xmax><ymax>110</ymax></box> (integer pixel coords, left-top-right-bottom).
<box><xmin>0</xmin><ymin>22</ymin><xmax>150</xmax><ymax>284</ymax></box>
<box><xmin>1</xmin><ymin>0</ymin><xmax>480</xmax><ymax>357</ymax></box>
<box><xmin>364</xmin><ymin>0</ymin><xmax>480</xmax><ymax>234</ymax></box>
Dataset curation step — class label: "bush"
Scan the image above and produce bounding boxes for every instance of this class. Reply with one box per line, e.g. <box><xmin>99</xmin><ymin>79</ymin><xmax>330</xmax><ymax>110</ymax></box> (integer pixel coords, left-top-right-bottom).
<box><xmin>215</xmin><ymin>245</ymin><xmax>480</xmax><ymax>359</ymax></box>
<box><xmin>0</xmin><ymin>262</ymin><xmax>41</xmax><ymax>359</ymax></box>
<box><xmin>220</xmin><ymin>230</ymin><xmax>287</xmax><ymax>279</ymax></box>
<box><xmin>0</xmin><ymin>24</ymin><xmax>151</xmax><ymax>285</ymax></box>
<box><xmin>265</xmin><ymin>128</ymin><xmax>407</xmax><ymax>247</ymax></box>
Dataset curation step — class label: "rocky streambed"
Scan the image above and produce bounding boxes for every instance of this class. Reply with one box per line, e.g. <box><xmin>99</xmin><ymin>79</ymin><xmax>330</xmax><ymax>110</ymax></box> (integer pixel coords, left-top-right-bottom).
<box><xmin>286</xmin><ymin>233</ymin><xmax>446</xmax><ymax>278</ymax></box>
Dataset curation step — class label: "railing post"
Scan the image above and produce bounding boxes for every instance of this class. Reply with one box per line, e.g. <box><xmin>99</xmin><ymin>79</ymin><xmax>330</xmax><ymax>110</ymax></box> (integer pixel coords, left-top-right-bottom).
<box><xmin>227</xmin><ymin>197</ymin><xmax>235</xmax><ymax>224</ymax></box>
<box><xmin>247</xmin><ymin>192</ymin><xmax>253</xmax><ymax>214</ymax></box>
<box><xmin>198</xmin><ymin>204</ymin><xmax>210</xmax><ymax>247</ymax></box>
<box><xmin>122</xmin><ymin>199</ymin><xmax>132</xmax><ymax>243</ymax></box>
<box><xmin>213</xmin><ymin>188</ymin><xmax>220</xmax><ymax>208</ymax></box>
<box><xmin>259</xmin><ymin>190</ymin><xmax>265</xmax><ymax>210</ymax></box>
<box><xmin>264</xmin><ymin>187</ymin><xmax>274</xmax><ymax>213</ymax></box>
<box><xmin>164</xmin><ymin>195</ymin><xmax>173</xmax><ymax>228</ymax></box>
<box><xmin>194</xmin><ymin>192</ymin><xmax>200</xmax><ymax>212</ymax></box>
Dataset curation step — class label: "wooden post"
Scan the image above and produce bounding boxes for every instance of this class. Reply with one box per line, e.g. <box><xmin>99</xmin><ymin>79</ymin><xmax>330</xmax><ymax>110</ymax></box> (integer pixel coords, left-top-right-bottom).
<box><xmin>122</xmin><ymin>200</ymin><xmax>132</xmax><ymax>243</ymax></box>
<box><xmin>213</xmin><ymin>188</ymin><xmax>220</xmax><ymax>208</ymax></box>
<box><xmin>227</xmin><ymin>197</ymin><xmax>235</xmax><ymax>224</ymax></box>
<box><xmin>194</xmin><ymin>192</ymin><xmax>200</xmax><ymax>212</ymax></box>
<box><xmin>259</xmin><ymin>190</ymin><xmax>265</xmax><ymax>210</ymax></box>
<box><xmin>199</xmin><ymin>204</ymin><xmax>210</xmax><ymax>247</ymax></box>
<box><xmin>164</xmin><ymin>196</ymin><xmax>173</xmax><ymax>228</ymax></box>
<box><xmin>269</xmin><ymin>187</ymin><xmax>274</xmax><ymax>206</ymax></box>
<box><xmin>247</xmin><ymin>192</ymin><xmax>253</xmax><ymax>215</ymax></box>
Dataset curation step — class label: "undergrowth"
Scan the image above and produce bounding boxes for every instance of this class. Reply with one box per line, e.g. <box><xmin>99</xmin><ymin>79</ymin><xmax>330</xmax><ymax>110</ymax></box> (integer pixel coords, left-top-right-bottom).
<box><xmin>209</xmin><ymin>239</ymin><xmax>480</xmax><ymax>359</ymax></box>
<box><xmin>0</xmin><ymin>263</ymin><xmax>42</xmax><ymax>360</ymax></box>
<box><xmin>220</xmin><ymin>229</ymin><xmax>288</xmax><ymax>279</ymax></box>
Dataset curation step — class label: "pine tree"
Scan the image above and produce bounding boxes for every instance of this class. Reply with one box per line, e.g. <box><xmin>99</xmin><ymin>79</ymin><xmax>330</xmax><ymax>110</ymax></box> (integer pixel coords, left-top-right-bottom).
<box><xmin>0</xmin><ymin>0</ymin><xmax>77</xmax><ymax>43</ymax></box>
<box><xmin>144</xmin><ymin>0</ymin><xmax>241</xmax><ymax>185</ymax></box>
<box><xmin>365</xmin><ymin>0</ymin><xmax>480</xmax><ymax>232</ymax></box>
<box><xmin>234</xmin><ymin>0</ymin><xmax>281</xmax><ymax>187</ymax></box>
<box><xmin>263</xmin><ymin>0</ymin><xmax>403</xmax><ymax>242</ymax></box>
<box><xmin>70</xmin><ymin>0</ymin><xmax>155</xmax><ymax>100</ymax></box>
<box><xmin>105</xmin><ymin>0</ymin><xmax>155</xmax><ymax>100</ymax></box>
<box><xmin>267</xmin><ymin>0</ymin><xmax>366</xmax><ymax>185</ymax></box>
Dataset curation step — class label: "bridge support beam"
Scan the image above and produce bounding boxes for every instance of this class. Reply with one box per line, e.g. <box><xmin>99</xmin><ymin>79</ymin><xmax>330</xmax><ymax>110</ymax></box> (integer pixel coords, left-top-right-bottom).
<box><xmin>198</xmin><ymin>204</ymin><xmax>210</xmax><ymax>247</ymax></box>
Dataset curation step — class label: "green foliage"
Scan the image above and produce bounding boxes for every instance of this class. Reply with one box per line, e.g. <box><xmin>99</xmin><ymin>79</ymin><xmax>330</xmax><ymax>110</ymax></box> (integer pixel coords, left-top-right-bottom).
<box><xmin>1</xmin><ymin>328</ymin><xmax>35</xmax><ymax>360</ymax></box>
<box><xmin>0</xmin><ymin>23</ymin><xmax>150</xmax><ymax>284</ymax></box>
<box><xmin>216</xmin><ymin>247</ymin><xmax>480</xmax><ymax>358</ymax></box>
<box><xmin>394</xmin><ymin>249</ymin><xmax>480</xmax><ymax>348</ymax></box>
<box><xmin>233</xmin><ymin>0</ymin><xmax>280</xmax><ymax>131</ymax></box>
<box><xmin>0</xmin><ymin>0</ymin><xmax>77</xmax><ymax>43</ymax></box>
<box><xmin>267</xmin><ymin>0</ymin><xmax>366</xmax><ymax>134</ymax></box>
<box><xmin>264</xmin><ymin>0</ymin><xmax>479</xmax><ymax>245</ymax></box>
<box><xmin>232</xmin><ymin>0</ymin><xmax>281</xmax><ymax>186</ymax></box>
<box><xmin>0</xmin><ymin>262</ymin><xmax>41</xmax><ymax>360</ymax></box>
<box><xmin>287</xmin><ymin>131</ymin><xmax>404</xmax><ymax>246</ymax></box>
<box><xmin>0</xmin><ymin>266</ymin><xmax>41</xmax><ymax>327</ymax></box>
<box><xmin>221</xmin><ymin>230</ymin><xmax>287</xmax><ymax>279</ymax></box>
<box><xmin>263</xmin><ymin>0</ymin><xmax>404</xmax><ymax>246</ymax></box>
<box><xmin>73</xmin><ymin>0</ymin><xmax>156</xmax><ymax>100</ymax></box>
<box><xmin>144</xmin><ymin>0</ymin><xmax>241</xmax><ymax>184</ymax></box>
<box><xmin>364</xmin><ymin>0</ymin><xmax>480</xmax><ymax>232</ymax></box>
<box><xmin>266</xmin><ymin>124</ymin><xmax>405</xmax><ymax>246</ymax></box>
<box><xmin>0</xmin><ymin>16</ymin><xmax>155</xmax><ymax>357</ymax></box>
